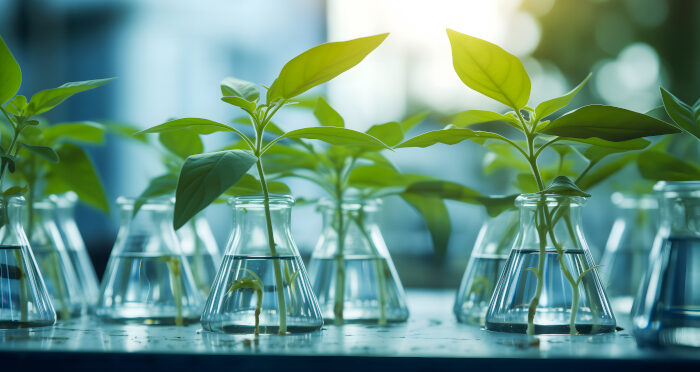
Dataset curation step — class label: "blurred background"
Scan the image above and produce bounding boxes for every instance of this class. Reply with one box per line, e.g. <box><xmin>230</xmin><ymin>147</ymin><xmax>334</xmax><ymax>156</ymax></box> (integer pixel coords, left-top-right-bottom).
<box><xmin>1</xmin><ymin>0</ymin><xmax>699</xmax><ymax>287</ymax></box>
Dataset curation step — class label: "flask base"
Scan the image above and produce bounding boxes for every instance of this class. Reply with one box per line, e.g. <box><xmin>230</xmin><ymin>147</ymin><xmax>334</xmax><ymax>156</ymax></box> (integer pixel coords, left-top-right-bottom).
<box><xmin>485</xmin><ymin>321</ymin><xmax>617</xmax><ymax>334</ymax></box>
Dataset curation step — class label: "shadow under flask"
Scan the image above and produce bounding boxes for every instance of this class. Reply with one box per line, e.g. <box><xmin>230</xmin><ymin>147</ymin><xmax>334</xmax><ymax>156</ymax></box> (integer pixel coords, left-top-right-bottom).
<box><xmin>485</xmin><ymin>194</ymin><xmax>616</xmax><ymax>335</ymax></box>
<box><xmin>201</xmin><ymin>195</ymin><xmax>323</xmax><ymax>335</ymax></box>
<box><xmin>96</xmin><ymin>197</ymin><xmax>203</xmax><ymax>325</ymax></box>
<box><xmin>50</xmin><ymin>192</ymin><xmax>101</xmax><ymax>310</ymax></box>
<box><xmin>600</xmin><ymin>192</ymin><xmax>658</xmax><ymax>315</ymax></box>
<box><xmin>633</xmin><ymin>181</ymin><xmax>700</xmax><ymax>348</ymax></box>
<box><xmin>307</xmin><ymin>198</ymin><xmax>409</xmax><ymax>325</ymax></box>
<box><xmin>454</xmin><ymin>208</ymin><xmax>518</xmax><ymax>325</ymax></box>
<box><xmin>28</xmin><ymin>198</ymin><xmax>85</xmax><ymax>319</ymax></box>
<box><xmin>0</xmin><ymin>195</ymin><xmax>55</xmax><ymax>328</ymax></box>
<box><xmin>176</xmin><ymin>214</ymin><xmax>221</xmax><ymax>298</ymax></box>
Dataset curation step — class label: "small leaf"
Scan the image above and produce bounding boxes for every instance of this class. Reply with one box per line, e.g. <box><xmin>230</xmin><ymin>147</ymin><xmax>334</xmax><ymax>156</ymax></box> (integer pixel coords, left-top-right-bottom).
<box><xmin>6</xmin><ymin>95</ymin><xmax>27</xmax><ymax>115</ymax></box>
<box><xmin>396</xmin><ymin>128</ymin><xmax>511</xmax><ymax>148</ymax></box>
<box><xmin>534</xmin><ymin>73</ymin><xmax>591</xmax><ymax>120</ymax></box>
<box><xmin>365</xmin><ymin>121</ymin><xmax>403</xmax><ymax>147</ymax></box>
<box><xmin>1</xmin><ymin>185</ymin><xmax>26</xmax><ymax>196</ymax></box>
<box><xmin>42</xmin><ymin>121</ymin><xmax>105</xmax><ymax>144</ymax></box>
<box><xmin>313</xmin><ymin>97</ymin><xmax>344</xmax><ymax>127</ymax></box>
<box><xmin>1</xmin><ymin>154</ymin><xmax>16</xmax><ymax>173</ymax></box>
<box><xmin>137</xmin><ymin>118</ymin><xmax>239</xmax><ymax>135</ymax></box>
<box><xmin>578</xmin><ymin>153</ymin><xmax>638</xmax><ymax>190</ymax></box>
<box><xmin>400</xmin><ymin>111</ymin><xmax>430</xmax><ymax>133</ymax></box>
<box><xmin>26</xmin><ymin>78</ymin><xmax>115</xmax><ymax>116</ymax></box>
<box><xmin>45</xmin><ymin>144</ymin><xmax>109</xmax><ymax>212</ymax></box>
<box><xmin>660</xmin><ymin>87</ymin><xmax>700</xmax><ymax>140</ymax></box>
<box><xmin>220</xmin><ymin>77</ymin><xmax>260</xmax><ymax>102</ymax></box>
<box><xmin>20</xmin><ymin>143</ymin><xmax>59</xmax><ymax>163</ymax></box>
<box><xmin>451</xmin><ymin>110</ymin><xmax>519</xmax><ymax>128</ymax></box>
<box><xmin>267</xmin><ymin>33</ymin><xmax>389</xmax><ymax>102</ymax></box>
<box><xmin>174</xmin><ymin>150</ymin><xmax>257</xmax><ymax>229</ymax></box>
<box><xmin>264</xmin><ymin>127</ymin><xmax>390</xmax><ymax>153</ymax></box>
<box><xmin>446</xmin><ymin>29</ymin><xmax>530</xmax><ymax>110</ymax></box>
<box><xmin>134</xmin><ymin>174</ymin><xmax>179</xmax><ymax>215</ymax></box>
<box><xmin>637</xmin><ymin>150</ymin><xmax>700</xmax><ymax>181</ymax></box>
<box><xmin>221</xmin><ymin>96</ymin><xmax>257</xmax><ymax>114</ymax></box>
<box><xmin>223</xmin><ymin>174</ymin><xmax>290</xmax><ymax>196</ymax></box>
<box><xmin>539</xmin><ymin>176</ymin><xmax>590</xmax><ymax>197</ymax></box>
<box><xmin>158</xmin><ymin>129</ymin><xmax>203</xmax><ymax>159</ymax></box>
<box><xmin>0</xmin><ymin>35</ymin><xmax>21</xmax><ymax>105</ymax></box>
<box><xmin>401</xmin><ymin>193</ymin><xmax>450</xmax><ymax>259</ymax></box>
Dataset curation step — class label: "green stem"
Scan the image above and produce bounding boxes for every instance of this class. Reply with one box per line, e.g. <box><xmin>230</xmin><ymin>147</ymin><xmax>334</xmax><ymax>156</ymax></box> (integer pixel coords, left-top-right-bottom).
<box><xmin>527</xmin><ymin>202</ymin><xmax>547</xmax><ymax>335</ymax></box>
<box><xmin>333</xmin><ymin>179</ymin><xmax>346</xmax><ymax>325</ymax></box>
<box><xmin>165</xmin><ymin>257</ymin><xmax>183</xmax><ymax>326</ymax></box>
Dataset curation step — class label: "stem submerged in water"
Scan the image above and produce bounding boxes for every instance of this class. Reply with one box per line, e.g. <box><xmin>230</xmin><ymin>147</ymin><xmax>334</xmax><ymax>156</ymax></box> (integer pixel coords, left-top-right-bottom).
<box><xmin>333</xmin><ymin>185</ymin><xmax>346</xmax><ymax>325</ymax></box>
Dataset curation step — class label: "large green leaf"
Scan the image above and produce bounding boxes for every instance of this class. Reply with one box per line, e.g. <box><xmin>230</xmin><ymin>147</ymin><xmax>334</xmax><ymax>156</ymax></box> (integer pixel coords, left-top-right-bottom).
<box><xmin>45</xmin><ymin>144</ymin><xmax>109</xmax><ymax>212</ymax></box>
<box><xmin>20</xmin><ymin>143</ymin><xmax>59</xmax><ymax>163</ymax></box>
<box><xmin>347</xmin><ymin>164</ymin><xmax>404</xmax><ymax>190</ymax></box>
<box><xmin>578</xmin><ymin>153</ymin><xmax>638</xmax><ymax>190</ymax></box>
<box><xmin>446</xmin><ymin>29</ymin><xmax>530</xmax><ymax>110</ymax></box>
<box><xmin>534</xmin><ymin>73</ymin><xmax>591</xmax><ymax>120</ymax></box>
<box><xmin>264</xmin><ymin>127</ymin><xmax>390</xmax><ymax>153</ymax></box>
<box><xmin>395</xmin><ymin>128</ymin><xmax>510</xmax><ymax>148</ymax></box>
<box><xmin>540</xmin><ymin>105</ymin><xmax>680</xmax><ymax>141</ymax></box>
<box><xmin>313</xmin><ymin>97</ymin><xmax>344</xmax><ymax>127</ymax></box>
<box><xmin>42</xmin><ymin>121</ymin><xmax>105</xmax><ymax>144</ymax></box>
<box><xmin>267</xmin><ymin>33</ymin><xmax>389</xmax><ymax>102</ymax></box>
<box><xmin>660</xmin><ymin>87</ymin><xmax>700</xmax><ymax>140</ymax></box>
<box><xmin>0</xmin><ymin>36</ymin><xmax>21</xmax><ymax>106</ymax></box>
<box><xmin>158</xmin><ymin>129</ymin><xmax>203</xmax><ymax>159</ymax></box>
<box><xmin>637</xmin><ymin>150</ymin><xmax>700</xmax><ymax>181</ymax></box>
<box><xmin>174</xmin><ymin>150</ymin><xmax>257</xmax><ymax>229</ymax></box>
<box><xmin>137</xmin><ymin>118</ymin><xmax>250</xmax><ymax>148</ymax></box>
<box><xmin>134</xmin><ymin>173</ymin><xmax>179</xmax><ymax>215</ymax></box>
<box><xmin>576</xmin><ymin>138</ymin><xmax>649</xmax><ymax>163</ymax></box>
<box><xmin>220</xmin><ymin>77</ymin><xmax>260</xmax><ymax>102</ymax></box>
<box><xmin>365</xmin><ymin>121</ymin><xmax>403</xmax><ymax>147</ymax></box>
<box><xmin>26</xmin><ymin>78</ymin><xmax>115</xmax><ymax>116</ymax></box>
<box><xmin>401</xmin><ymin>193</ymin><xmax>450</xmax><ymax>259</ymax></box>
<box><xmin>451</xmin><ymin>110</ymin><xmax>519</xmax><ymax>128</ymax></box>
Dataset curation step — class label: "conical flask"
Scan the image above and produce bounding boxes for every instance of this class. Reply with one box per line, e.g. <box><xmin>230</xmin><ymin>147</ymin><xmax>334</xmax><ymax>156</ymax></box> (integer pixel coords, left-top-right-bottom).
<box><xmin>600</xmin><ymin>192</ymin><xmax>658</xmax><ymax>314</ymax></box>
<box><xmin>633</xmin><ymin>181</ymin><xmax>700</xmax><ymax>348</ymax></box>
<box><xmin>50</xmin><ymin>192</ymin><xmax>101</xmax><ymax>309</ymax></box>
<box><xmin>485</xmin><ymin>194</ymin><xmax>616</xmax><ymax>335</ymax></box>
<box><xmin>307</xmin><ymin>198</ymin><xmax>409</xmax><ymax>325</ymax></box>
<box><xmin>0</xmin><ymin>195</ymin><xmax>55</xmax><ymax>328</ymax></box>
<box><xmin>201</xmin><ymin>194</ymin><xmax>323</xmax><ymax>335</ymax></box>
<box><xmin>28</xmin><ymin>198</ymin><xmax>85</xmax><ymax>319</ymax></box>
<box><xmin>96</xmin><ymin>197</ymin><xmax>203</xmax><ymax>325</ymax></box>
<box><xmin>176</xmin><ymin>214</ymin><xmax>221</xmax><ymax>297</ymax></box>
<box><xmin>454</xmin><ymin>208</ymin><xmax>518</xmax><ymax>325</ymax></box>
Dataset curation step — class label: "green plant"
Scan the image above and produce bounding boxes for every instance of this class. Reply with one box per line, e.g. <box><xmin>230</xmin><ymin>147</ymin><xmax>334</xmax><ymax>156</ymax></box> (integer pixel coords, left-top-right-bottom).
<box><xmin>396</xmin><ymin>29</ymin><xmax>678</xmax><ymax>335</ymax></box>
<box><xmin>137</xmin><ymin>33</ymin><xmax>394</xmax><ymax>335</ymax></box>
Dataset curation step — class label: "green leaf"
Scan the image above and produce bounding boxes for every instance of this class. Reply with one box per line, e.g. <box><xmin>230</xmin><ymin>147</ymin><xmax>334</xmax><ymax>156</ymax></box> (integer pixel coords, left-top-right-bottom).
<box><xmin>395</xmin><ymin>128</ymin><xmax>512</xmax><ymax>148</ymax></box>
<box><xmin>104</xmin><ymin>122</ymin><xmax>149</xmax><ymax>143</ymax></box>
<box><xmin>134</xmin><ymin>173</ymin><xmax>179</xmax><ymax>215</ymax></box>
<box><xmin>660</xmin><ymin>87</ymin><xmax>700</xmax><ymax>140</ymax></box>
<box><xmin>540</xmin><ymin>105</ymin><xmax>680</xmax><ymax>141</ymax></box>
<box><xmin>347</xmin><ymin>165</ymin><xmax>404</xmax><ymax>190</ymax></box>
<box><xmin>446</xmin><ymin>28</ymin><xmax>530</xmax><ymax>110</ymax></box>
<box><xmin>1</xmin><ymin>154</ymin><xmax>16</xmax><ymax>173</ymax></box>
<box><xmin>137</xmin><ymin>118</ymin><xmax>238</xmax><ymax>135</ymax></box>
<box><xmin>26</xmin><ymin>78</ymin><xmax>115</xmax><ymax>116</ymax></box>
<box><xmin>451</xmin><ymin>110</ymin><xmax>519</xmax><ymax>128</ymax></box>
<box><xmin>366</xmin><ymin>121</ymin><xmax>403</xmax><ymax>147</ymax></box>
<box><xmin>401</xmin><ymin>193</ymin><xmax>450</xmax><ymax>259</ymax></box>
<box><xmin>158</xmin><ymin>129</ymin><xmax>203</xmax><ymax>159</ymax></box>
<box><xmin>539</xmin><ymin>176</ymin><xmax>590</xmax><ymax>197</ymax></box>
<box><xmin>45</xmin><ymin>144</ymin><xmax>109</xmax><ymax>212</ymax></box>
<box><xmin>264</xmin><ymin>127</ymin><xmax>390</xmax><ymax>153</ymax></box>
<box><xmin>174</xmin><ymin>150</ymin><xmax>257</xmax><ymax>229</ymax></box>
<box><xmin>313</xmin><ymin>97</ymin><xmax>344</xmax><ymax>127</ymax></box>
<box><xmin>223</xmin><ymin>173</ymin><xmax>290</xmax><ymax>196</ymax></box>
<box><xmin>1</xmin><ymin>185</ymin><xmax>26</xmax><ymax>196</ymax></box>
<box><xmin>221</xmin><ymin>96</ymin><xmax>257</xmax><ymax>114</ymax></box>
<box><xmin>534</xmin><ymin>73</ymin><xmax>591</xmax><ymax>120</ymax></box>
<box><xmin>576</xmin><ymin>138</ymin><xmax>649</xmax><ymax>163</ymax></box>
<box><xmin>267</xmin><ymin>33</ymin><xmax>389</xmax><ymax>102</ymax></box>
<box><xmin>578</xmin><ymin>153</ymin><xmax>638</xmax><ymax>190</ymax></box>
<box><xmin>6</xmin><ymin>95</ymin><xmax>27</xmax><ymax>115</ymax></box>
<box><xmin>0</xmin><ymin>36</ymin><xmax>21</xmax><ymax>105</ymax></box>
<box><xmin>637</xmin><ymin>150</ymin><xmax>700</xmax><ymax>181</ymax></box>
<box><xmin>220</xmin><ymin>77</ymin><xmax>260</xmax><ymax>102</ymax></box>
<box><xmin>483</xmin><ymin>142</ymin><xmax>530</xmax><ymax>175</ymax></box>
<box><xmin>20</xmin><ymin>143</ymin><xmax>59</xmax><ymax>163</ymax></box>
<box><xmin>400</xmin><ymin>111</ymin><xmax>430</xmax><ymax>133</ymax></box>
<box><xmin>42</xmin><ymin>121</ymin><xmax>105</xmax><ymax>144</ymax></box>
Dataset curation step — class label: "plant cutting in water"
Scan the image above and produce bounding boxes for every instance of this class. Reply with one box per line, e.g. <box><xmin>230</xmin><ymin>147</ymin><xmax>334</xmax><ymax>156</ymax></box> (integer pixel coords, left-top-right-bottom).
<box><xmin>137</xmin><ymin>33</ymin><xmax>393</xmax><ymax>335</ymax></box>
<box><xmin>396</xmin><ymin>29</ymin><xmax>679</xmax><ymax>335</ymax></box>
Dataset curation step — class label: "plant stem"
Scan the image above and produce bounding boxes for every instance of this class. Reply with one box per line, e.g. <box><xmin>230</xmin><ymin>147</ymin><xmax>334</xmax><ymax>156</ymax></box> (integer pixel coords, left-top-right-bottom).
<box><xmin>527</xmin><ymin>202</ymin><xmax>547</xmax><ymax>335</ymax></box>
<box><xmin>166</xmin><ymin>257</ymin><xmax>183</xmax><ymax>326</ymax></box>
<box><xmin>333</xmin><ymin>178</ymin><xmax>346</xmax><ymax>325</ymax></box>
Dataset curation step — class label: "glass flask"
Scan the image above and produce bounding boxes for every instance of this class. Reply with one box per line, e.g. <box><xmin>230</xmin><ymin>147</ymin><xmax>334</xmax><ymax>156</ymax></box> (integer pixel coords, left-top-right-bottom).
<box><xmin>201</xmin><ymin>194</ymin><xmax>323</xmax><ymax>335</ymax></box>
<box><xmin>176</xmin><ymin>214</ymin><xmax>221</xmax><ymax>297</ymax></box>
<box><xmin>0</xmin><ymin>195</ymin><xmax>56</xmax><ymax>328</ymax></box>
<box><xmin>633</xmin><ymin>181</ymin><xmax>700</xmax><ymax>348</ymax></box>
<box><xmin>96</xmin><ymin>197</ymin><xmax>203</xmax><ymax>325</ymax></box>
<box><xmin>485</xmin><ymin>194</ymin><xmax>616</xmax><ymax>335</ymax></box>
<box><xmin>28</xmin><ymin>198</ymin><xmax>85</xmax><ymax>319</ymax></box>
<box><xmin>454</xmin><ymin>208</ymin><xmax>518</xmax><ymax>325</ymax></box>
<box><xmin>50</xmin><ymin>192</ymin><xmax>101</xmax><ymax>309</ymax></box>
<box><xmin>307</xmin><ymin>198</ymin><xmax>409</xmax><ymax>325</ymax></box>
<box><xmin>600</xmin><ymin>192</ymin><xmax>658</xmax><ymax>314</ymax></box>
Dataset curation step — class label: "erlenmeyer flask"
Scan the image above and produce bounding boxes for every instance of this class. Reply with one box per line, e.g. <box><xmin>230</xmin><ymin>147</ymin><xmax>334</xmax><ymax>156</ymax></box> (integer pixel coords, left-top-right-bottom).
<box><xmin>0</xmin><ymin>195</ymin><xmax>55</xmax><ymax>328</ymax></box>
<box><xmin>485</xmin><ymin>194</ymin><xmax>616</xmax><ymax>335</ymax></box>
<box><xmin>600</xmin><ymin>192</ymin><xmax>658</xmax><ymax>314</ymax></box>
<box><xmin>176</xmin><ymin>214</ymin><xmax>221</xmax><ymax>297</ymax></box>
<box><xmin>307</xmin><ymin>198</ymin><xmax>409</xmax><ymax>325</ymax></box>
<box><xmin>454</xmin><ymin>208</ymin><xmax>517</xmax><ymax>325</ymax></box>
<box><xmin>96</xmin><ymin>197</ymin><xmax>203</xmax><ymax>325</ymax></box>
<box><xmin>50</xmin><ymin>192</ymin><xmax>101</xmax><ymax>309</ymax></box>
<box><xmin>201</xmin><ymin>195</ymin><xmax>323</xmax><ymax>335</ymax></box>
<box><xmin>633</xmin><ymin>181</ymin><xmax>700</xmax><ymax>348</ymax></box>
<box><xmin>28</xmin><ymin>198</ymin><xmax>85</xmax><ymax>319</ymax></box>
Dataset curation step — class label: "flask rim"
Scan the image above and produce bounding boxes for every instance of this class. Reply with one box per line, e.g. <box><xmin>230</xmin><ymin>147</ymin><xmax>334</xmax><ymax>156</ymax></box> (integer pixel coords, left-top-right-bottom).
<box><xmin>228</xmin><ymin>193</ymin><xmax>295</xmax><ymax>207</ymax></box>
<box><xmin>49</xmin><ymin>191</ymin><xmax>78</xmax><ymax>208</ymax></box>
<box><xmin>116</xmin><ymin>195</ymin><xmax>175</xmax><ymax>210</ymax></box>
<box><xmin>610</xmin><ymin>192</ymin><xmax>658</xmax><ymax>209</ymax></box>
<box><xmin>316</xmin><ymin>197</ymin><xmax>381</xmax><ymax>211</ymax></box>
<box><xmin>515</xmin><ymin>193</ymin><xmax>587</xmax><ymax>207</ymax></box>
<box><xmin>653</xmin><ymin>181</ymin><xmax>700</xmax><ymax>197</ymax></box>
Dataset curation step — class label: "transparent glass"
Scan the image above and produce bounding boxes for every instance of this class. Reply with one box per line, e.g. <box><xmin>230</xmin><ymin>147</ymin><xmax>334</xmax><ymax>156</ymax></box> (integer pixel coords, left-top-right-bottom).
<box><xmin>176</xmin><ymin>215</ymin><xmax>221</xmax><ymax>297</ymax></box>
<box><xmin>28</xmin><ymin>198</ymin><xmax>85</xmax><ymax>319</ymax></box>
<box><xmin>0</xmin><ymin>195</ymin><xmax>55</xmax><ymax>328</ymax></box>
<box><xmin>485</xmin><ymin>194</ymin><xmax>616</xmax><ymax>335</ymax></box>
<box><xmin>454</xmin><ymin>208</ymin><xmax>518</xmax><ymax>325</ymax></box>
<box><xmin>50</xmin><ymin>192</ymin><xmax>101</xmax><ymax>309</ymax></box>
<box><xmin>600</xmin><ymin>192</ymin><xmax>658</xmax><ymax>314</ymax></box>
<box><xmin>633</xmin><ymin>181</ymin><xmax>700</xmax><ymax>348</ymax></box>
<box><xmin>201</xmin><ymin>195</ymin><xmax>323</xmax><ymax>335</ymax></box>
<box><xmin>308</xmin><ymin>199</ymin><xmax>408</xmax><ymax>325</ymax></box>
<box><xmin>96</xmin><ymin>197</ymin><xmax>203</xmax><ymax>325</ymax></box>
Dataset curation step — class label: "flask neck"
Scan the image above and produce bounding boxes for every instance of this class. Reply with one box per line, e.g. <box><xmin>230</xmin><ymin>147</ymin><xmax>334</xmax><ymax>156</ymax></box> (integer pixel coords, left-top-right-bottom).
<box><xmin>118</xmin><ymin>197</ymin><xmax>174</xmax><ymax>234</ymax></box>
<box><xmin>515</xmin><ymin>194</ymin><xmax>587</xmax><ymax>251</ymax></box>
<box><xmin>319</xmin><ymin>199</ymin><xmax>380</xmax><ymax>232</ymax></box>
<box><xmin>0</xmin><ymin>195</ymin><xmax>28</xmax><ymax>246</ymax></box>
<box><xmin>655</xmin><ymin>181</ymin><xmax>700</xmax><ymax>236</ymax></box>
<box><xmin>228</xmin><ymin>195</ymin><xmax>297</xmax><ymax>257</ymax></box>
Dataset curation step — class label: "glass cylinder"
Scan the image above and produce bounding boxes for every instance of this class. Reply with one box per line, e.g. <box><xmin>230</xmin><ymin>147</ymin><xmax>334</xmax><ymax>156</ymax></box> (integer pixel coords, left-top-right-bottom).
<box><xmin>50</xmin><ymin>192</ymin><xmax>101</xmax><ymax>309</ymax></box>
<box><xmin>96</xmin><ymin>197</ymin><xmax>203</xmax><ymax>325</ymax></box>
<box><xmin>485</xmin><ymin>194</ymin><xmax>616</xmax><ymax>335</ymax></box>
<box><xmin>28</xmin><ymin>198</ymin><xmax>85</xmax><ymax>319</ymax></box>
<box><xmin>454</xmin><ymin>208</ymin><xmax>517</xmax><ymax>325</ymax></box>
<box><xmin>201</xmin><ymin>195</ymin><xmax>323</xmax><ymax>335</ymax></box>
<box><xmin>176</xmin><ymin>215</ymin><xmax>221</xmax><ymax>297</ymax></box>
<box><xmin>600</xmin><ymin>192</ymin><xmax>658</xmax><ymax>314</ymax></box>
<box><xmin>307</xmin><ymin>198</ymin><xmax>409</xmax><ymax>325</ymax></box>
<box><xmin>633</xmin><ymin>181</ymin><xmax>700</xmax><ymax>348</ymax></box>
<box><xmin>0</xmin><ymin>195</ymin><xmax>55</xmax><ymax>328</ymax></box>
